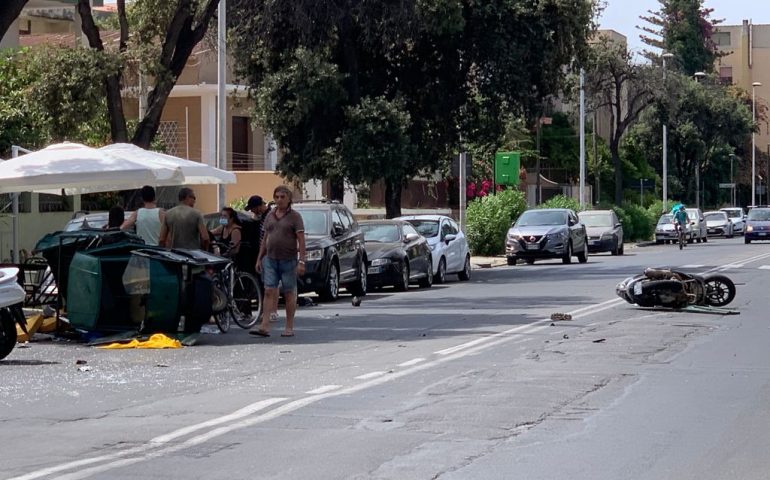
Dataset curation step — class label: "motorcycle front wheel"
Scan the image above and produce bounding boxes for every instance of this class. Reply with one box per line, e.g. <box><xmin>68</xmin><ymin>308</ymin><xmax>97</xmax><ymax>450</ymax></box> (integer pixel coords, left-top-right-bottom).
<box><xmin>0</xmin><ymin>308</ymin><xmax>18</xmax><ymax>360</ymax></box>
<box><xmin>702</xmin><ymin>274</ymin><xmax>736</xmax><ymax>307</ymax></box>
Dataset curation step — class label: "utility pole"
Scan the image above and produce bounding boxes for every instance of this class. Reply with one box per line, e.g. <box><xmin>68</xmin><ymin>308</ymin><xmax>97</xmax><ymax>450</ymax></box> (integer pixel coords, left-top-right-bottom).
<box><xmin>579</xmin><ymin>68</ymin><xmax>586</xmax><ymax>210</ymax></box>
<box><xmin>216</xmin><ymin>0</ymin><xmax>227</xmax><ymax>211</ymax></box>
<box><xmin>592</xmin><ymin>110</ymin><xmax>598</xmax><ymax>205</ymax></box>
<box><xmin>752</xmin><ymin>82</ymin><xmax>762</xmax><ymax>206</ymax></box>
<box><xmin>535</xmin><ymin>118</ymin><xmax>541</xmax><ymax>205</ymax></box>
<box><xmin>459</xmin><ymin>152</ymin><xmax>467</xmax><ymax>233</ymax></box>
<box><xmin>662</xmin><ymin>53</ymin><xmax>674</xmax><ymax>212</ymax></box>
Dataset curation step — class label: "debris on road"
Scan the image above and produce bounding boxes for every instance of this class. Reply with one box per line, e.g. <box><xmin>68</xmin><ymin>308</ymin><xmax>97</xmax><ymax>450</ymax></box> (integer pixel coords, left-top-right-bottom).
<box><xmin>75</xmin><ymin>359</ymin><xmax>87</xmax><ymax>365</ymax></box>
<box><xmin>592</xmin><ymin>338</ymin><xmax>607</xmax><ymax>343</ymax></box>
<box><xmin>562</xmin><ymin>334</ymin><xmax>569</xmax><ymax>339</ymax></box>
<box><xmin>551</xmin><ymin>313</ymin><xmax>572</xmax><ymax>321</ymax></box>
<box><xmin>352</xmin><ymin>296</ymin><xmax>362</xmax><ymax>307</ymax></box>
<box><xmin>77</xmin><ymin>366</ymin><xmax>92</xmax><ymax>372</ymax></box>
<box><xmin>97</xmin><ymin>333</ymin><xmax>182</xmax><ymax>350</ymax></box>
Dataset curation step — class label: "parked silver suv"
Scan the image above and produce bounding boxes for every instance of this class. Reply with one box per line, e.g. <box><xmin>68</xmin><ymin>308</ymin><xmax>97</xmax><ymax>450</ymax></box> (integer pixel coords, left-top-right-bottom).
<box><xmin>685</xmin><ymin>208</ymin><xmax>708</xmax><ymax>243</ymax></box>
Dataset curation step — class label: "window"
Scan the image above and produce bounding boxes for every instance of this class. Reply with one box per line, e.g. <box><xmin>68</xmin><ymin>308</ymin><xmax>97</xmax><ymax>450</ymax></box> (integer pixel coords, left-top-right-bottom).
<box><xmin>713</xmin><ymin>31</ymin><xmax>731</xmax><ymax>47</ymax></box>
<box><xmin>332</xmin><ymin>210</ymin><xmax>347</xmax><ymax>233</ymax></box>
<box><xmin>441</xmin><ymin>221</ymin><xmax>453</xmax><ymax>239</ymax></box>
<box><xmin>448</xmin><ymin>220</ymin><xmax>460</xmax><ymax>234</ymax></box>
<box><xmin>340</xmin><ymin>208</ymin><xmax>355</xmax><ymax>229</ymax></box>
<box><xmin>231</xmin><ymin>116</ymin><xmax>251</xmax><ymax>170</ymax></box>
<box><xmin>719</xmin><ymin>66</ymin><xmax>733</xmax><ymax>85</ymax></box>
<box><xmin>403</xmin><ymin>224</ymin><xmax>419</xmax><ymax>237</ymax></box>
<box><xmin>157</xmin><ymin>121</ymin><xmax>180</xmax><ymax>156</ymax></box>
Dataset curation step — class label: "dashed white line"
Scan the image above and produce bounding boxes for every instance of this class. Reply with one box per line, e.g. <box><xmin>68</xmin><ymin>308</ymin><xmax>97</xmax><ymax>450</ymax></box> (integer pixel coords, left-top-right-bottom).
<box><xmin>398</xmin><ymin>358</ymin><xmax>426</xmax><ymax>367</ymax></box>
<box><xmin>722</xmin><ymin>264</ymin><xmax>744</xmax><ymax>269</ymax></box>
<box><xmin>305</xmin><ymin>385</ymin><xmax>342</xmax><ymax>395</ymax></box>
<box><xmin>681</xmin><ymin>264</ymin><xmax>705</xmax><ymax>268</ymax></box>
<box><xmin>759</xmin><ymin>265</ymin><xmax>770</xmax><ymax>270</ymax></box>
<box><xmin>354</xmin><ymin>371</ymin><xmax>387</xmax><ymax>380</ymax></box>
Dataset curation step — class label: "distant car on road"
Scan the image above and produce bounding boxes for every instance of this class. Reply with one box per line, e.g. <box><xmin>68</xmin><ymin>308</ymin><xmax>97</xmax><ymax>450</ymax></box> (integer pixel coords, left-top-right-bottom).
<box><xmin>64</xmin><ymin>212</ymin><xmax>109</xmax><ymax>231</ymax></box>
<box><xmin>655</xmin><ymin>213</ymin><xmax>694</xmax><ymax>244</ymax></box>
<box><xmin>703</xmin><ymin>211</ymin><xmax>734</xmax><ymax>238</ymax></box>
<box><xmin>395</xmin><ymin>215</ymin><xmax>471</xmax><ymax>283</ymax></box>
<box><xmin>720</xmin><ymin>207</ymin><xmax>746</xmax><ymax>234</ymax></box>
<box><xmin>578</xmin><ymin>210</ymin><xmax>624</xmax><ymax>255</ymax></box>
<box><xmin>686</xmin><ymin>208</ymin><xmax>708</xmax><ymax>243</ymax></box>
<box><xmin>359</xmin><ymin>220</ymin><xmax>433</xmax><ymax>291</ymax></box>
<box><xmin>505</xmin><ymin>208</ymin><xmax>588</xmax><ymax>265</ymax></box>
<box><xmin>745</xmin><ymin>207</ymin><xmax>770</xmax><ymax>244</ymax></box>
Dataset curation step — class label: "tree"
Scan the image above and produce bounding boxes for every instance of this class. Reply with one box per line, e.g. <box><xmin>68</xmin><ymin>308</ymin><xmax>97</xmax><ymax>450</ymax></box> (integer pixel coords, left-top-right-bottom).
<box><xmin>230</xmin><ymin>0</ymin><xmax>596</xmax><ymax>217</ymax></box>
<box><xmin>639</xmin><ymin>0</ymin><xmax>721</xmax><ymax>75</ymax></box>
<box><xmin>76</xmin><ymin>0</ymin><xmax>219</xmax><ymax>148</ymax></box>
<box><xmin>0</xmin><ymin>0</ymin><xmax>27</xmax><ymax>41</ymax></box>
<box><xmin>585</xmin><ymin>38</ymin><xmax>657</xmax><ymax>205</ymax></box>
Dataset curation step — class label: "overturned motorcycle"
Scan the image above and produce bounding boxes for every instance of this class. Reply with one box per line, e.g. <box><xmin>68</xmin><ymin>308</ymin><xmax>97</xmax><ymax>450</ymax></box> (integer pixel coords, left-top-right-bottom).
<box><xmin>616</xmin><ymin>268</ymin><xmax>736</xmax><ymax>310</ymax></box>
<box><xmin>0</xmin><ymin>267</ymin><xmax>28</xmax><ymax>360</ymax></box>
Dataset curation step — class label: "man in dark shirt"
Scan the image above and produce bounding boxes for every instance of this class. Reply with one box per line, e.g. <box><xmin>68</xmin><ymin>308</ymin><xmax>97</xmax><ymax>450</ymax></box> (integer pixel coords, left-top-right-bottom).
<box><xmin>250</xmin><ymin>186</ymin><xmax>305</xmax><ymax>338</ymax></box>
<box><xmin>159</xmin><ymin>187</ymin><xmax>209</xmax><ymax>250</ymax></box>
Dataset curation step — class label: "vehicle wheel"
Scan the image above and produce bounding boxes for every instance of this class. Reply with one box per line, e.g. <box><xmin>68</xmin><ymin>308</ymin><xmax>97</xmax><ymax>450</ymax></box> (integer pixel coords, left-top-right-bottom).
<box><xmin>211</xmin><ymin>284</ymin><xmax>230</xmax><ymax>333</ymax></box>
<box><xmin>418</xmin><ymin>257</ymin><xmax>433</xmax><ymax>288</ymax></box>
<box><xmin>703</xmin><ymin>235</ymin><xmax>708</xmax><ymax>243</ymax></box>
<box><xmin>656</xmin><ymin>239</ymin><xmax>664</xmax><ymax>245</ymax></box>
<box><xmin>562</xmin><ymin>242</ymin><xmax>572</xmax><ymax>264</ymax></box>
<box><xmin>348</xmin><ymin>256</ymin><xmax>367</xmax><ymax>297</ymax></box>
<box><xmin>611</xmin><ymin>239</ymin><xmax>620</xmax><ymax>255</ymax></box>
<box><xmin>231</xmin><ymin>272</ymin><xmax>262</xmax><ymax>329</ymax></box>
<box><xmin>395</xmin><ymin>260</ymin><xmax>410</xmax><ymax>292</ymax></box>
<box><xmin>458</xmin><ymin>255</ymin><xmax>471</xmax><ymax>281</ymax></box>
<box><xmin>618</xmin><ymin>243</ymin><xmax>625</xmax><ymax>255</ymax></box>
<box><xmin>0</xmin><ymin>308</ymin><xmax>17</xmax><ymax>361</ymax></box>
<box><xmin>318</xmin><ymin>261</ymin><xmax>340</xmax><ymax>301</ymax></box>
<box><xmin>745</xmin><ymin>237</ymin><xmax>751</xmax><ymax>244</ymax></box>
<box><xmin>525</xmin><ymin>258</ymin><xmax>536</xmax><ymax>265</ymax></box>
<box><xmin>434</xmin><ymin>257</ymin><xmax>447</xmax><ymax>284</ymax></box>
<box><xmin>577</xmin><ymin>241</ymin><xmax>588</xmax><ymax>263</ymax></box>
<box><xmin>702</xmin><ymin>274</ymin><xmax>736</xmax><ymax>307</ymax></box>
<box><xmin>506</xmin><ymin>257</ymin><xmax>516</xmax><ymax>266</ymax></box>
<box><xmin>688</xmin><ymin>235</ymin><xmax>694</xmax><ymax>244</ymax></box>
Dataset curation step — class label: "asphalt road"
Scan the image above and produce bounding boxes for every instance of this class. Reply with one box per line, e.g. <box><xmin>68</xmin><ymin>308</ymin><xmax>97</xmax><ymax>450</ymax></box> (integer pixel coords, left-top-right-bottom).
<box><xmin>2</xmin><ymin>237</ymin><xmax>770</xmax><ymax>480</ymax></box>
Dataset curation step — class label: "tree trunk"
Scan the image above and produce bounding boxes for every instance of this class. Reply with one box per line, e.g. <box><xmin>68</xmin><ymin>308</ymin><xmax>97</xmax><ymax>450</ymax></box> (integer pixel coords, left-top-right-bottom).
<box><xmin>610</xmin><ymin>138</ymin><xmax>623</xmax><ymax>206</ymax></box>
<box><xmin>0</xmin><ymin>0</ymin><xmax>27</xmax><ymax>41</ymax></box>
<box><xmin>329</xmin><ymin>177</ymin><xmax>345</xmax><ymax>203</ymax></box>
<box><xmin>384</xmin><ymin>179</ymin><xmax>402</xmax><ymax>219</ymax></box>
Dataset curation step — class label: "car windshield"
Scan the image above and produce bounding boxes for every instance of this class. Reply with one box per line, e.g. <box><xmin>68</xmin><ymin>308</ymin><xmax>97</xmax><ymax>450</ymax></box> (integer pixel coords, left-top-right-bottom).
<box><xmin>297</xmin><ymin>210</ymin><xmax>328</xmax><ymax>235</ymax></box>
<box><xmin>748</xmin><ymin>209</ymin><xmax>770</xmax><ymax>221</ymax></box>
<box><xmin>407</xmin><ymin>220</ymin><xmax>439</xmax><ymax>238</ymax></box>
<box><xmin>579</xmin><ymin>213</ymin><xmax>612</xmax><ymax>227</ymax></box>
<box><xmin>360</xmin><ymin>224</ymin><xmax>400</xmax><ymax>242</ymax></box>
<box><xmin>705</xmin><ymin>213</ymin><xmax>726</xmax><ymax>222</ymax></box>
<box><xmin>722</xmin><ymin>209</ymin><xmax>742</xmax><ymax>218</ymax></box>
<box><xmin>516</xmin><ymin>210</ymin><xmax>567</xmax><ymax>226</ymax></box>
<box><xmin>658</xmin><ymin>214</ymin><xmax>673</xmax><ymax>225</ymax></box>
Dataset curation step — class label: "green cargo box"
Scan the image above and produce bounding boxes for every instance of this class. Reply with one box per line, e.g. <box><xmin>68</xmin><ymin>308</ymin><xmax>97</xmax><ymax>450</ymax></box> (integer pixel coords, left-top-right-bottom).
<box><xmin>67</xmin><ymin>245</ymin><xmax>181</xmax><ymax>333</ymax></box>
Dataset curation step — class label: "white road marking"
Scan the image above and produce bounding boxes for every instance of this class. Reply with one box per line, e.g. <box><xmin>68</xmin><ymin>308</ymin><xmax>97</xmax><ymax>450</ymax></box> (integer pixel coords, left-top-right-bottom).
<box><xmin>397</xmin><ymin>358</ymin><xmax>426</xmax><ymax>367</ymax></box>
<box><xmin>18</xmin><ymin>250</ymin><xmax>770</xmax><ymax>480</ymax></box>
<box><xmin>722</xmin><ymin>264</ymin><xmax>744</xmax><ymax>269</ymax></box>
<box><xmin>759</xmin><ymin>265</ymin><xmax>770</xmax><ymax>270</ymax></box>
<box><xmin>354</xmin><ymin>371</ymin><xmax>387</xmax><ymax>380</ymax></box>
<box><xmin>305</xmin><ymin>385</ymin><xmax>342</xmax><ymax>395</ymax></box>
<box><xmin>681</xmin><ymin>264</ymin><xmax>704</xmax><ymax>268</ymax></box>
<box><xmin>6</xmin><ymin>397</ymin><xmax>287</xmax><ymax>480</ymax></box>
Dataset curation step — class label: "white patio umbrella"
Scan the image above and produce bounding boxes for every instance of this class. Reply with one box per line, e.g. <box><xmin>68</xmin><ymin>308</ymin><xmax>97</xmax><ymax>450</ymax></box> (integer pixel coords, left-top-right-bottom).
<box><xmin>98</xmin><ymin>143</ymin><xmax>236</xmax><ymax>186</ymax></box>
<box><xmin>0</xmin><ymin>142</ymin><xmax>183</xmax><ymax>195</ymax></box>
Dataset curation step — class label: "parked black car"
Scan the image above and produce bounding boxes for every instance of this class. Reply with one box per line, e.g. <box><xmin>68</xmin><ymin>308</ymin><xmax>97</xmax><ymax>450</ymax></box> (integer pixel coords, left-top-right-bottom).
<box><xmin>359</xmin><ymin>220</ymin><xmax>433</xmax><ymax>291</ymax></box>
<box><xmin>578</xmin><ymin>209</ymin><xmax>624</xmax><ymax>255</ymax></box>
<box><xmin>292</xmin><ymin>202</ymin><xmax>367</xmax><ymax>300</ymax></box>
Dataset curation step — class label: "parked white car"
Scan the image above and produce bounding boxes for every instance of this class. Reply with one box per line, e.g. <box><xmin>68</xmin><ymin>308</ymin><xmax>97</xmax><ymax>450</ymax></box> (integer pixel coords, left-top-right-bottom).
<box><xmin>686</xmin><ymin>208</ymin><xmax>708</xmax><ymax>243</ymax></box>
<box><xmin>703</xmin><ymin>211</ymin><xmax>734</xmax><ymax>238</ymax></box>
<box><xmin>395</xmin><ymin>215</ymin><xmax>471</xmax><ymax>283</ymax></box>
<box><xmin>720</xmin><ymin>207</ymin><xmax>746</xmax><ymax>234</ymax></box>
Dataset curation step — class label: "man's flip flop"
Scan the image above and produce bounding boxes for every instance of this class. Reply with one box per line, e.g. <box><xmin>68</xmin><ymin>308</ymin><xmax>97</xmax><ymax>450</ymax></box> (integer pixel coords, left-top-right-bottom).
<box><xmin>249</xmin><ymin>330</ymin><xmax>270</xmax><ymax>337</ymax></box>
<box><xmin>281</xmin><ymin>332</ymin><xmax>294</xmax><ymax>337</ymax></box>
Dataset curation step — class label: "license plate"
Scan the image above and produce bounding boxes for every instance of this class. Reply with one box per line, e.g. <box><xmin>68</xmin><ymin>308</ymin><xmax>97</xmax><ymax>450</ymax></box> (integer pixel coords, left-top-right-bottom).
<box><xmin>590</xmin><ymin>240</ymin><xmax>600</xmax><ymax>245</ymax></box>
<box><xmin>368</xmin><ymin>267</ymin><xmax>382</xmax><ymax>274</ymax></box>
<box><xmin>708</xmin><ymin>229</ymin><xmax>715</xmax><ymax>233</ymax></box>
<box><xmin>759</xmin><ymin>233</ymin><xmax>767</xmax><ymax>237</ymax></box>
<box><xmin>526</xmin><ymin>244</ymin><xmax>540</xmax><ymax>250</ymax></box>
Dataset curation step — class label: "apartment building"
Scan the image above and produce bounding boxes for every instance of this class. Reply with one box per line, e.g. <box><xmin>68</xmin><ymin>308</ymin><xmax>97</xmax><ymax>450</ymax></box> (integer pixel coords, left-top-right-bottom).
<box><xmin>713</xmin><ymin>20</ymin><xmax>770</xmax><ymax>164</ymax></box>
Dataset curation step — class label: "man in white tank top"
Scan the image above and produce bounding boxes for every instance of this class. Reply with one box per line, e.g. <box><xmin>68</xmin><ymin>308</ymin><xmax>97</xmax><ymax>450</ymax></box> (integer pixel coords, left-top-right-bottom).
<box><xmin>121</xmin><ymin>185</ymin><xmax>165</xmax><ymax>245</ymax></box>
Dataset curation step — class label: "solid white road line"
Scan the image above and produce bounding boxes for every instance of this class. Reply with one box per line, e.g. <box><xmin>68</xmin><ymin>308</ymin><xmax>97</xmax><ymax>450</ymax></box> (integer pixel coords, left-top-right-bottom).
<box><xmin>759</xmin><ymin>265</ymin><xmax>770</xmax><ymax>270</ymax></box>
<box><xmin>397</xmin><ymin>358</ymin><xmax>426</xmax><ymax>367</ymax></box>
<box><xmin>305</xmin><ymin>385</ymin><xmax>342</xmax><ymax>395</ymax></box>
<box><xmin>354</xmin><ymin>371</ymin><xmax>387</xmax><ymax>380</ymax></box>
<box><xmin>681</xmin><ymin>264</ymin><xmax>705</xmax><ymax>268</ymax></box>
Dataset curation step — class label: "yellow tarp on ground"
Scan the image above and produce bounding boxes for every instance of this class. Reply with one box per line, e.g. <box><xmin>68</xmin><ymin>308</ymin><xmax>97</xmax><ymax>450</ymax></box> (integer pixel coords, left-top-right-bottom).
<box><xmin>97</xmin><ymin>333</ymin><xmax>182</xmax><ymax>349</ymax></box>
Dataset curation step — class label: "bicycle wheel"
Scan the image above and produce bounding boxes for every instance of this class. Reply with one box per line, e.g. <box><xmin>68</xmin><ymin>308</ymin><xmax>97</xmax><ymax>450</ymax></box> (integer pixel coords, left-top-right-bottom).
<box><xmin>212</xmin><ymin>284</ymin><xmax>231</xmax><ymax>333</ymax></box>
<box><xmin>232</xmin><ymin>271</ymin><xmax>262</xmax><ymax>329</ymax></box>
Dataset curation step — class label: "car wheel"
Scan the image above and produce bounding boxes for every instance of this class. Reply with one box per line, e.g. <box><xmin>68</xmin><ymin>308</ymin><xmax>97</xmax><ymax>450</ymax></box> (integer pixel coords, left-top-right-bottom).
<box><xmin>618</xmin><ymin>242</ymin><xmax>624</xmax><ymax>255</ymax></box>
<box><xmin>656</xmin><ymin>239</ymin><xmax>664</xmax><ymax>245</ymax></box>
<box><xmin>577</xmin><ymin>241</ymin><xmax>588</xmax><ymax>263</ymax></box>
<box><xmin>434</xmin><ymin>257</ymin><xmax>447</xmax><ymax>284</ymax></box>
<box><xmin>418</xmin><ymin>257</ymin><xmax>433</xmax><ymax>288</ymax></box>
<box><xmin>688</xmin><ymin>235</ymin><xmax>694</xmax><ymax>244</ymax></box>
<box><xmin>318</xmin><ymin>261</ymin><xmax>340</xmax><ymax>301</ymax></box>
<box><xmin>348</xmin><ymin>256</ymin><xmax>367</xmax><ymax>297</ymax></box>
<box><xmin>458</xmin><ymin>255</ymin><xmax>471</xmax><ymax>281</ymax></box>
<box><xmin>506</xmin><ymin>257</ymin><xmax>517</xmax><ymax>266</ymax></box>
<box><xmin>525</xmin><ymin>258</ymin><xmax>535</xmax><ymax>265</ymax></box>
<box><xmin>703</xmin><ymin>235</ymin><xmax>708</xmax><ymax>243</ymax></box>
<box><xmin>611</xmin><ymin>238</ymin><xmax>620</xmax><ymax>255</ymax></box>
<box><xmin>745</xmin><ymin>237</ymin><xmax>751</xmax><ymax>244</ymax></box>
<box><xmin>395</xmin><ymin>260</ymin><xmax>409</xmax><ymax>292</ymax></box>
<box><xmin>562</xmin><ymin>242</ymin><xmax>572</xmax><ymax>264</ymax></box>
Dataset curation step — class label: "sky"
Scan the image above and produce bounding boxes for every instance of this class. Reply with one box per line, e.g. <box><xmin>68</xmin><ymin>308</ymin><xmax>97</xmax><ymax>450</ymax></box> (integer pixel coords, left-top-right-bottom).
<box><xmin>599</xmin><ymin>0</ymin><xmax>766</xmax><ymax>55</ymax></box>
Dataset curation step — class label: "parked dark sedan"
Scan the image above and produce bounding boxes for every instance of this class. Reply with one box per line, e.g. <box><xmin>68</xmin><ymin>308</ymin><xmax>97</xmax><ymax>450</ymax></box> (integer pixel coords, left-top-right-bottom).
<box><xmin>578</xmin><ymin>209</ymin><xmax>624</xmax><ymax>255</ymax></box>
<box><xmin>359</xmin><ymin>220</ymin><xmax>433</xmax><ymax>291</ymax></box>
<box><xmin>745</xmin><ymin>207</ymin><xmax>770</xmax><ymax>243</ymax></box>
<box><xmin>505</xmin><ymin>208</ymin><xmax>588</xmax><ymax>265</ymax></box>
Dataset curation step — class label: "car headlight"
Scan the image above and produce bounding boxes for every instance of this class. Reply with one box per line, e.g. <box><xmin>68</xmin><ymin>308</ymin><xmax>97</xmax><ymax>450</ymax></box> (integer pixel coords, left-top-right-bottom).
<box><xmin>746</xmin><ymin>225</ymin><xmax>754</xmax><ymax>233</ymax></box>
<box><xmin>507</xmin><ymin>233</ymin><xmax>521</xmax><ymax>241</ymax></box>
<box><xmin>546</xmin><ymin>232</ymin><xmax>566</xmax><ymax>240</ymax></box>
<box><xmin>306</xmin><ymin>249</ymin><xmax>324</xmax><ymax>261</ymax></box>
<box><xmin>601</xmin><ymin>232</ymin><xmax>614</xmax><ymax>239</ymax></box>
<box><xmin>370</xmin><ymin>258</ymin><xmax>391</xmax><ymax>266</ymax></box>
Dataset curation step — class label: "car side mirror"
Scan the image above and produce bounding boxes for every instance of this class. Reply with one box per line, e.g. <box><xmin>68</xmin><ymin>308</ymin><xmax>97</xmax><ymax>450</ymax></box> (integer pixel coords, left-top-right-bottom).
<box><xmin>404</xmin><ymin>233</ymin><xmax>420</xmax><ymax>243</ymax></box>
<box><xmin>444</xmin><ymin>233</ymin><xmax>457</xmax><ymax>244</ymax></box>
<box><xmin>332</xmin><ymin>225</ymin><xmax>344</xmax><ymax>236</ymax></box>
<box><xmin>614</xmin><ymin>223</ymin><xmax>622</xmax><ymax>229</ymax></box>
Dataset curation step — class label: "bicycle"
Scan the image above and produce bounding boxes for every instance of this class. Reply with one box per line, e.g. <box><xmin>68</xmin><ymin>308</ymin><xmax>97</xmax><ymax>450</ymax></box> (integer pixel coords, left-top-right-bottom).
<box><xmin>675</xmin><ymin>223</ymin><xmax>687</xmax><ymax>250</ymax></box>
<box><xmin>209</xmin><ymin>240</ymin><xmax>263</xmax><ymax>333</ymax></box>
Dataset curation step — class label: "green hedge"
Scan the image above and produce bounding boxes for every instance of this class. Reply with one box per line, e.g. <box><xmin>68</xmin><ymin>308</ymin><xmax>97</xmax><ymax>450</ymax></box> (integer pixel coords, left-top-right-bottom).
<box><xmin>466</xmin><ymin>189</ymin><xmax>527</xmax><ymax>256</ymax></box>
<box><xmin>537</xmin><ymin>194</ymin><xmax>583</xmax><ymax>212</ymax></box>
<box><xmin>611</xmin><ymin>202</ymin><xmax>663</xmax><ymax>242</ymax></box>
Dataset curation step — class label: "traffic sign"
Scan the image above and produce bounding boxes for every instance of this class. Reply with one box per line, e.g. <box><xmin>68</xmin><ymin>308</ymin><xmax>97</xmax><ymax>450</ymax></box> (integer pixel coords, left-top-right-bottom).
<box><xmin>719</xmin><ymin>183</ymin><xmax>735</xmax><ymax>189</ymax></box>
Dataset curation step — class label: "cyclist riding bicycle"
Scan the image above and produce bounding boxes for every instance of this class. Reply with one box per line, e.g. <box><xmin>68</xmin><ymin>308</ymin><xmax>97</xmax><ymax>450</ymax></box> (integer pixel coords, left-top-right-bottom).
<box><xmin>673</xmin><ymin>205</ymin><xmax>689</xmax><ymax>245</ymax></box>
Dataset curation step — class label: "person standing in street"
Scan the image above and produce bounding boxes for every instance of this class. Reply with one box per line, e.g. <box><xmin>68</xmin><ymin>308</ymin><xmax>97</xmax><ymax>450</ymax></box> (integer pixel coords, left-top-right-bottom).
<box><xmin>250</xmin><ymin>185</ymin><xmax>305</xmax><ymax>338</ymax></box>
<box><xmin>121</xmin><ymin>185</ymin><xmax>165</xmax><ymax>245</ymax></box>
<box><xmin>158</xmin><ymin>187</ymin><xmax>209</xmax><ymax>250</ymax></box>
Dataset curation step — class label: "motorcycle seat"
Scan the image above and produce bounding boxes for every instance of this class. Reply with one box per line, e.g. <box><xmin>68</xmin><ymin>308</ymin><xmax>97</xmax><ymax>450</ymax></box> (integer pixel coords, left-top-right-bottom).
<box><xmin>644</xmin><ymin>268</ymin><xmax>673</xmax><ymax>280</ymax></box>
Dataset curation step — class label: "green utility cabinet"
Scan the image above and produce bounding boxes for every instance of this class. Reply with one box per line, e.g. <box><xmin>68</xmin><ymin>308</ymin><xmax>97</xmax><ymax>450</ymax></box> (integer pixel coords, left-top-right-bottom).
<box><xmin>495</xmin><ymin>151</ymin><xmax>521</xmax><ymax>187</ymax></box>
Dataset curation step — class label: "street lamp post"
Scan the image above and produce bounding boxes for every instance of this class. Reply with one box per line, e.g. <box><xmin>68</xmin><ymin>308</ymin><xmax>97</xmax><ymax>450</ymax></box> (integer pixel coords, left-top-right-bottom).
<box><xmin>693</xmin><ymin>72</ymin><xmax>707</xmax><ymax>210</ymax></box>
<box><xmin>662</xmin><ymin>53</ymin><xmax>674</xmax><ymax>212</ymax></box>
<box><xmin>729</xmin><ymin>154</ymin><xmax>736</xmax><ymax>206</ymax></box>
<box><xmin>752</xmin><ymin>82</ymin><xmax>762</xmax><ymax>207</ymax></box>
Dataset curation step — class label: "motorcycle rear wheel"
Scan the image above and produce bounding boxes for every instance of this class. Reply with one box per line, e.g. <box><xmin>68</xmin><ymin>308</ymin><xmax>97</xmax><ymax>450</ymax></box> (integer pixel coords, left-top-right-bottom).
<box><xmin>0</xmin><ymin>308</ymin><xmax>18</xmax><ymax>361</ymax></box>
<box><xmin>702</xmin><ymin>274</ymin><xmax>736</xmax><ymax>307</ymax></box>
